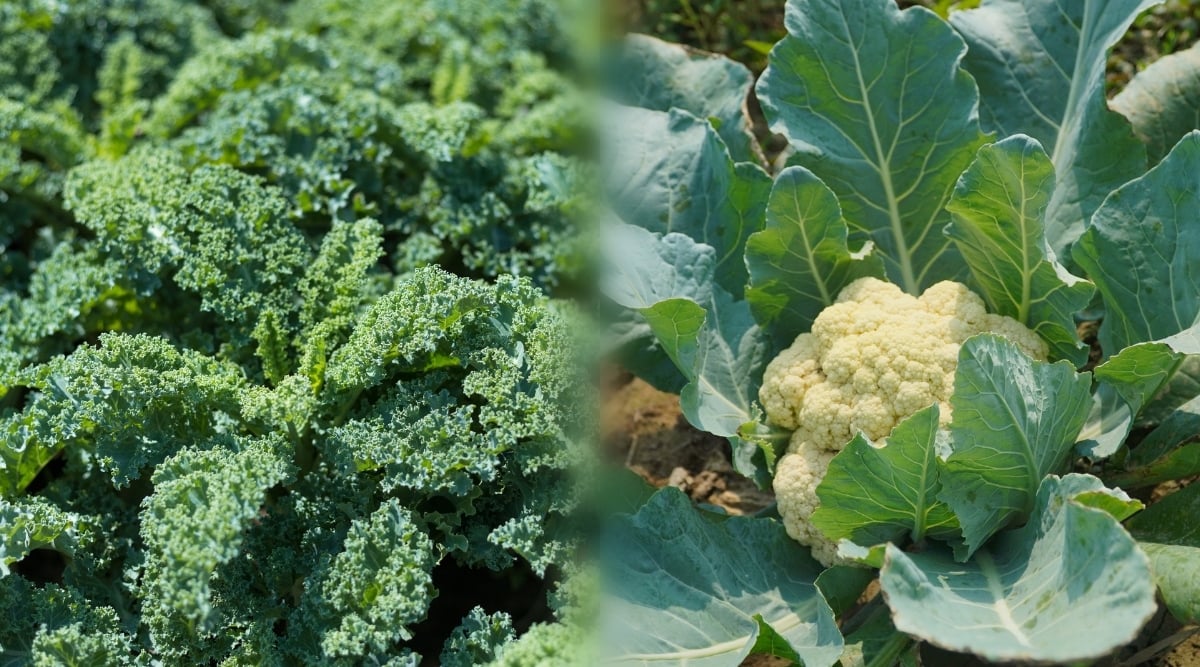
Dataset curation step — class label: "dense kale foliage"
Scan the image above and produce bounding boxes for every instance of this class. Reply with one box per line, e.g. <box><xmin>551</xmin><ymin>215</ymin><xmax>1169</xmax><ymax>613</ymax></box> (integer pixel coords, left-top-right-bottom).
<box><xmin>0</xmin><ymin>0</ymin><xmax>591</xmax><ymax>663</ymax></box>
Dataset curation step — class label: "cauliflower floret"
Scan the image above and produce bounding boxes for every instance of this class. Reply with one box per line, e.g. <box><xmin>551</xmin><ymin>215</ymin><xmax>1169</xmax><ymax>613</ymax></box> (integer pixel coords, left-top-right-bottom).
<box><xmin>773</xmin><ymin>439</ymin><xmax>838</xmax><ymax>567</ymax></box>
<box><xmin>760</xmin><ymin>277</ymin><xmax>1046</xmax><ymax>450</ymax></box>
<box><xmin>758</xmin><ymin>333</ymin><xmax>822</xmax><ymax>430</ymax></box>
<box><xmin>762</xmin><ymin>277</ymin><xmax>1048</xmax><ymax>564</ymax></box>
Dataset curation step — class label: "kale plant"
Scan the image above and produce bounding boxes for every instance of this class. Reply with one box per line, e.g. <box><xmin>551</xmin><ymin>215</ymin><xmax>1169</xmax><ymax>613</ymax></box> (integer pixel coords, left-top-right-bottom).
<box><xmin>0</xmin><ymin>0</ymin><xmax>592</xmax><ymax>663</ymax></box>
<box><xmin>603</xmin><ymin>0</ymin><xmax>1200</xmax><ymax>664</ymax></box>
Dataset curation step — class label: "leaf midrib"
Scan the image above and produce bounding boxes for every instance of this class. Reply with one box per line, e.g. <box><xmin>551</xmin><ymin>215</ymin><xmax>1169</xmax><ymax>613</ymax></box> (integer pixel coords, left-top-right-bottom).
<box><xmin>839</xmin><ymin>10</ymin><xmax>918</xmax><ymax>294</ymax></box>
<box><xmin>613</xmin><ymin>611</ymin><xmax>805</xmax><ymax>662</ymax></box>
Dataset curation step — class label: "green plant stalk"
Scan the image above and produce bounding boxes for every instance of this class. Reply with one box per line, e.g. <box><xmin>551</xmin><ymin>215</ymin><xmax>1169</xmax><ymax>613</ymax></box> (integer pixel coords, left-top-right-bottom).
<box><xmin>1105</xmin><ymin>442</ymin><xmax>1200</xmax><ymax>489</ymax></box>
<box><xmin>865</xmin><ymin>627</ymin><xmax>914</xmax><ymax>667</ymax></box>
<box><xmin>676</xmin><ymin>0</ymin><xmax>711</xmax><ymax>47</ymax></box>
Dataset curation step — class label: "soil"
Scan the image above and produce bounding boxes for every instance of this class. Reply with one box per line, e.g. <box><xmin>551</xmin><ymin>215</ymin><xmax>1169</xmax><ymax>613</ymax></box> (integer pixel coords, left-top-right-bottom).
<box><xmin>1162</xmin><ymin>632</ymin><xmax>1200</xmax><ymax>667</ymax></box>
<box><xmin>602</xmin><ymin>368</ymin><xmax>774</xmax><ymax>515</ymax></box>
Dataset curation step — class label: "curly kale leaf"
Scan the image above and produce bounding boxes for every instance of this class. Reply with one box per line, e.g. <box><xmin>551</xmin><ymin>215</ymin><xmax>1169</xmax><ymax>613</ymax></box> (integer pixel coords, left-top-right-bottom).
<box><xmin>441</xmin><ymin>608</ymin><xmax>515</xmax><ymax>667</ymax></box>
<box><xmin>300</xmin><ymin>218</ymin><xmax>386</xmax><ymax>338</ymax></box>
<box><xmin>0</xmin><ymin>0</ymin><xmax>217</xmax><ymax>124</ymax></box>
<box><xmin>134</xmin><ymin>28</ymin><xmax>581</xmax><ymax>288</ymax></box>
<box><xmin>395</xmin><ymin>146</ymin><xmax>586</xmax><ymax>287</ymax></box>
<box><xmin>487</xmin><ymin>621</ymin><xmax>590</xmax><ymax>667</ymax></box>
<box><xmin>289</xmin><ymin>499</ymin><xmax>437</xmax><ymax>662</ymax></box>
<box><xmin>0</xmin><ymin>1</ymin><xmax>588</xmax><ymax>659</ymax></box>
<box><xmin>198</xmin><ymin>0</ymin><xmax>290</xmax><ymax>36</ymax></box>
<box><xmin>0</xmin><ymin>496</ymin><xmax>82</xmax><ymax>576</ymax></box>
<box><xmin>145</xmin><ymin>30</ymin><xmax>405</xmax><ymax>139</ymax></box>
<box><xmin>0</xmin><ymin>241</ymin><xmax>133</xmax><ymax>368</ymax></box>
<box><xmin>287</xmin><ymin>0</ymin><xmax>573</xmax><ymax>109</ymax></box>
<box><xmin>0</xmin><ymin>97</ymin><xmax>89</xmax><ymax>262</ymax></box>
<box><xmin>65</xmin><ymin>150</ymin><xmax>310</xmax><ymax>344</ymax></box>
<box><xmin>322</xmin><ymin>268</ymin><xmax>491</xmax><ymax>394</ymax></box>
<box><xmin>170</xmin><ymin>69</ymin><xmax>414</xmax><ymax>222</ymax></box>
<box><xmin>8</xmin><ymin>333</ymin><xmax>245</xmax><ymax>489</ymax></box>
<box><xmin>140</xmin><ymin>435</ymin><xmax>293</xmax><ymax>658</ymax></box>
<box><xmin>0</xmin><ymin>577</ymin><xmax>145</xmax><ymax>666</ymax></box>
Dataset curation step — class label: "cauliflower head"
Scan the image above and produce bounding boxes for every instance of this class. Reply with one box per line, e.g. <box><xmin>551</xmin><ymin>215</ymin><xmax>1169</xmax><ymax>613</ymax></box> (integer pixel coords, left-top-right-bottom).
<box><xmin>764</xmin><ymin>277</ymin><xmax>1047</xmax><ymax>565</ymax></box>
<box><xmin>773</xmin><ymin>441</ymin><xmax>838</xmax><ymax>566</ymax></box>
<box><xmin>760</xmin><ymin>277</ymin><xmax>1046</xmax><ymax>449</ymax></box>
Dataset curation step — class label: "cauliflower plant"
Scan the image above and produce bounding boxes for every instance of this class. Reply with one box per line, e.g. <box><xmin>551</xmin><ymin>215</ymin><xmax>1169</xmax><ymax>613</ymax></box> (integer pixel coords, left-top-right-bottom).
<box><xmin>764</xmin><ymin>277</ymin><xmax>1047</xmax><ymax>565</ymax></box>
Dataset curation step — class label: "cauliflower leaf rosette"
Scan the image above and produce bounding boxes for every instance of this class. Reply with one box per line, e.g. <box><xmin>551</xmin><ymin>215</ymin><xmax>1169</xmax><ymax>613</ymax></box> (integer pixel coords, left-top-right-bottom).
<box><xmin>762</xmin><ymin>277</ymin><xmax>1046</xmax><ymax>565</ymax></box>
<box><xmin>602</xmin><ymin>0</ymin><xmax>1200</xmax><ymax>662</ymax></box>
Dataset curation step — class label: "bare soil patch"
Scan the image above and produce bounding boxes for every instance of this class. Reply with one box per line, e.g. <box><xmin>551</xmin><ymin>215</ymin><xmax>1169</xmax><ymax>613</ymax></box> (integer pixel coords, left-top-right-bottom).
<box><xmin>602</xmin><ymin>369</ymin><xmax>774</xmax><ymax>515</ymax></box>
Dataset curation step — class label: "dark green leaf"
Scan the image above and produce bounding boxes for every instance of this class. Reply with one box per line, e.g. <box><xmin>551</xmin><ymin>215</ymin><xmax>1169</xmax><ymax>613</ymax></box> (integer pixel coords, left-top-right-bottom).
<box><xmin>745</xmin><ymin>166</ymin><xmax>884</xmax><ymax>345</ymax></box>
<box><xmin>1127</xmin><ymin>482</ymin><xmax>1200</xmax><ymax>546</ymax></box>
<box><xmin>945</xmin><ymin>136</ymin><xmax>1093</xmax><ymax>364</ymax></box>
<box><xmin>939</xmin><ymin>335</ymin><xmax>1092</xmax><ymax>557</ymax></box>
<box><xmin>814</xmin><ymin>405</ymin><xmax>958</xmax><ymax>547</ymax></box>
<box><xmin>1129</xmin><ymin>394</ymin><xmax>1200</xmax><ymax>467</ymax></box>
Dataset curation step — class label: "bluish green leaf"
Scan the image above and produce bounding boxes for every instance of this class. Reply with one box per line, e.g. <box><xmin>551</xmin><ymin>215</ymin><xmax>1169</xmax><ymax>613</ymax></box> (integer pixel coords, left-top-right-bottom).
<box><xmin>633</xmin><ymin>298</ymin><xmax>707</xmax><ymax>383</ymax></box>
<box><xmin>0</xmin><ymin>498</ymin><xmax>80</xmax><ymax>576</ymax></box>
<box><xmin>1113</xmin><ymin>42</ymin><xmax>1200</xmax><ymax>166</ymax></box>
<box><xmin>677</xmin><ymin>288</ymin><xmax>772</xmax><ymax>445</ymax></box>
<box><xmin>882</xmin><ymin>475</ymin><xmax>1156</xmax><ymax>662</ymax></box>
<box><xmin>602</xmin><ymin>488</ymin><xmax>843</xmax><ymax>667</ymax></box>
<box><xmin>1078</xmin><ymin>383</ymin><xmax>1135</xmax><ymax>461</ymax></box>
<box><xmin>1126</xmin><ymin>483</ymin><xmax>1200</xmax><ymax>624</ymax></box>
<box><xmin>745</xmin><ymin>166</ymin><xmax>884</xmax><ymax>345</ymax></box>
<box><xmin>1077</xmin><ymin>343</ymin><xmax>1185</xmax><ymax>458</ymax></box>
<box><xmin>612</xmin><ymin>34</ymin><xmax>759</xmax><ymax>164</ymax></box>
<box><xmin>1129</xmin><ymin>393</ymin><xmax>1200</xmax><ymax>467</ymax></box>
<box><xmin>1108</xmin><ymin>442</ymin><xmax>1200</xmax><ymax>490</ymax></box>
<box><xmin>1127</xmin><ymin>481</ymin><xmax>1200</xmax><ymax>546</ymax></box>
<box><xmin>602</xmin><ymin>224</ymin><xmax>715</xmax><ymax>313</ymax></box>
<box><xmin>945</xmin><ymin>136</ymin><xmax>1093</xmax><ymax>364</ymax></box>
<box><xmin>951</xmin><ymin>0</ymin><xmax>1154</xmax><ymax>257</ymax></box>
<box><xmin>814</xmin><ymin>566</ymin><xmax>875</xmax><ymax>619</ymax></box>
<box><xmin>606</xmin><ymin>106</ymin><xmax>770</xmax><ymax>297</ymax></box>
<box><xmin>1073</xmin><ymin>131</ymin><xmax>1200</xmax><ymax>356</ymax></box>
<box><xmin>602</xmin><ymin>226</ymin><xmax>774</xmax><ymax>480</ymax></box>
<box><xmin>813</xmin><ymin>405</ymin><xmax>958</xmax><ymax>547</ymax></box>
<box><xmin>600</xmin><ymin>221</ymin><xmax>706</xmax><ymax>395</ymax></box>
<box><xmin>607</xmin><ymin>306</ymin><xmax>688</xmax><ymax>394</ymax></box>
<box><xmin>939</xmin><ymin>335</ymin><xmax>1092</xmax><ymax>557</ymax></box>
<box><xmin>757</xmin><ymin>0</ymin><xmax>986</xmax><ymax>294</ymax></box>
<box><xmin>1136</xmin><ymin>544</ymin><xmax>1200</xmax><ymax>624</ymax></box>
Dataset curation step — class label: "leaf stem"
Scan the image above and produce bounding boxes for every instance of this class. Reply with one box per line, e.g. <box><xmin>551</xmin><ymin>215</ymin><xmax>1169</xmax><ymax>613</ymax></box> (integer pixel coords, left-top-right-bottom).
<box><xmin>1117</xmin><ymin>625</ymin><xmax>1200</xmax><ymax>666</ymax></box>
<box><xmin>865</xmin><ymin>629</ymin><xmax>915</xmax><ymax>667</ymax></box>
